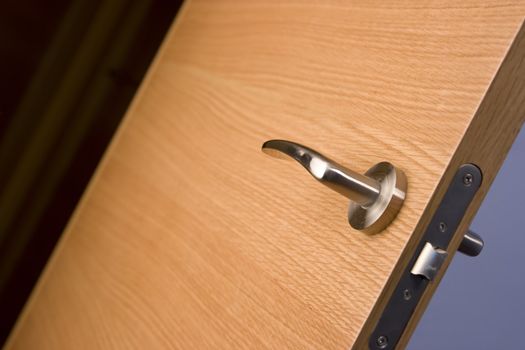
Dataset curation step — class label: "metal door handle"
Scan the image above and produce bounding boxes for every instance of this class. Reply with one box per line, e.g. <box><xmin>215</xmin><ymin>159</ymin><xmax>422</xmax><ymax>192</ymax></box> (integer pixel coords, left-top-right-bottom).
<box><xmin>261</xmin><ymin>139</ymin><xmax>407</xmax><ymax>234</ymax></box>
<box><xmin>261</xmin><ymin>139</ymin><xmax>484</xmax><ymax>256</ymax></box>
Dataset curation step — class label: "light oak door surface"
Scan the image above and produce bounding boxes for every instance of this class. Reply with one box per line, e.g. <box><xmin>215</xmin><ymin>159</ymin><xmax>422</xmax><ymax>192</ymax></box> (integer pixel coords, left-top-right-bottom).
<box><xmin>6</xmin><ymin>1</ymin><xmax>525</xmax><ymax>349</ymax></box>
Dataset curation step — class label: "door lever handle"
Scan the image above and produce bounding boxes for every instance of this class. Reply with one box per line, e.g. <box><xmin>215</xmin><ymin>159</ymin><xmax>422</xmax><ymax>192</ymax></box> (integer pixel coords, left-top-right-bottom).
<box><xmin>261</xmin><ymin>139</ymin><xmax>407</xmax><ymax>234</ymax></box>
<box><xmin>261</xmin><ymin>140</ymin><xmax>485</xmax><ymax>255</ymax></box>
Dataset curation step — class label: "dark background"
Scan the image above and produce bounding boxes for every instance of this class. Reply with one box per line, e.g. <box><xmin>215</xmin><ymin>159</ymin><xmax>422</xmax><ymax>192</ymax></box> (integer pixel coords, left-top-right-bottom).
<box><xmin>0</xmin><ymin>0</ymin><xmax>181</xmax><ymax>344</ymax></box>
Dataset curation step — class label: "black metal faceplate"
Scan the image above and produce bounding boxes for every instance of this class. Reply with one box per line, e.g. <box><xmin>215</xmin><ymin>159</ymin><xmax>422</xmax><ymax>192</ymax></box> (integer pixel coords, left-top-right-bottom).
<box><xmin>368</xmin><ymin>164</ymin><xmax>482</xmax><ymax>350</ymax></box>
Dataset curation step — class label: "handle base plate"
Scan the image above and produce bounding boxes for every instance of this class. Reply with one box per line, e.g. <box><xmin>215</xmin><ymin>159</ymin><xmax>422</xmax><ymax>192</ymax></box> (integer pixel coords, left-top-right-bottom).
<box><xmin>348</xmin><ymin>162</ymin><xmax>407</xmax><ymax>234</ymax></box>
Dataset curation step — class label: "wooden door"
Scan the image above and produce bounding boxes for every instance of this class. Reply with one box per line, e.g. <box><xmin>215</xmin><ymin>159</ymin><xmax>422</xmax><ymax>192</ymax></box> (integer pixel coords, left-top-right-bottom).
<box><xmin>6</xmin><ymin>1</ymin><xmax>525</xmax><ymax>349</ymax></box>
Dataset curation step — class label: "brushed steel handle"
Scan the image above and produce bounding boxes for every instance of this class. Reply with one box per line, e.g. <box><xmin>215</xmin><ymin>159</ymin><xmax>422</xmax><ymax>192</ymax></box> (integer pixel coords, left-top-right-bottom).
<box><xmin>262</xmin><ymin>139</ymin><xmax>407</xmax><ymax>234</ymax></box>
<box><xmin>262</xmin><ymin>140</ymin><xmax>380</xmax><ymax>206</ymax></box>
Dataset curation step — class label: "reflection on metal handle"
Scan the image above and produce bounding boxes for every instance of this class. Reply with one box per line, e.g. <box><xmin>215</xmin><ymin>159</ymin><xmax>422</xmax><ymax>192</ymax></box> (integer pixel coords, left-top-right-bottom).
<box><xmin>262</xmin><ymin>139</ymin><xmax>407</xmax><ymax>234</ymax></box>
<box><xmin>262</xmin><ymin>140</ymin><xmax>380</xmax><ymax>206</ymax></box>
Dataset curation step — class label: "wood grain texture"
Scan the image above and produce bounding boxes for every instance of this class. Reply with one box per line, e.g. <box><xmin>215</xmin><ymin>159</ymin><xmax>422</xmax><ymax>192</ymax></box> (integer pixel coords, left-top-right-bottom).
<box><xmin>6</xmin><ymin>1</ymin><xmax>525</xmax><ymax>349</ymax></box>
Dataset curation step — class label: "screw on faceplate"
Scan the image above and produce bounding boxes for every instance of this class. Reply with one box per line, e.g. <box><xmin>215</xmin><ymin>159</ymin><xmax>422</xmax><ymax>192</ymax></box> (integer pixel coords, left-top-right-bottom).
<box><xmin>463</xmin><ymin>173</ymin><xmax>473</xmax><ymax>186</ymax></box>
<box><xmin>439</xmin><ymin>222</ymin><xmax>447</xmax><ymax>232</ymax></box>
<box><xmin>376</xmin><ymin>335</ymin><xmax>388</xmax><ymax>349</ymax></box>
<box><xmin>403</xmin><ymin>289</ymin><xmax>412</xmax><ymax>301</ymax></box>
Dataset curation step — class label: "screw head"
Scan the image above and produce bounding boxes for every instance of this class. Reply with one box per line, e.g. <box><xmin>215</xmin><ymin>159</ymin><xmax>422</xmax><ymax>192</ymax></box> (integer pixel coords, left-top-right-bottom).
<box><xmin>463</xmin><ymin>173</ymin><xmax>473</xmax><ymax>186</ymax></box>
<box><xmin>376</xmin><ymin>335</ymin><xmax>388</xmax><ymax>349</ymax></box>
<box><xmin>403</xmin><ymin>289</ymin><xmax>412</xmax><ymax>301</ymax></box>
<box><xmin>439</xmin><ymin>222</ymin><xmax>447</xmax><ymax>232</ymax></box>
